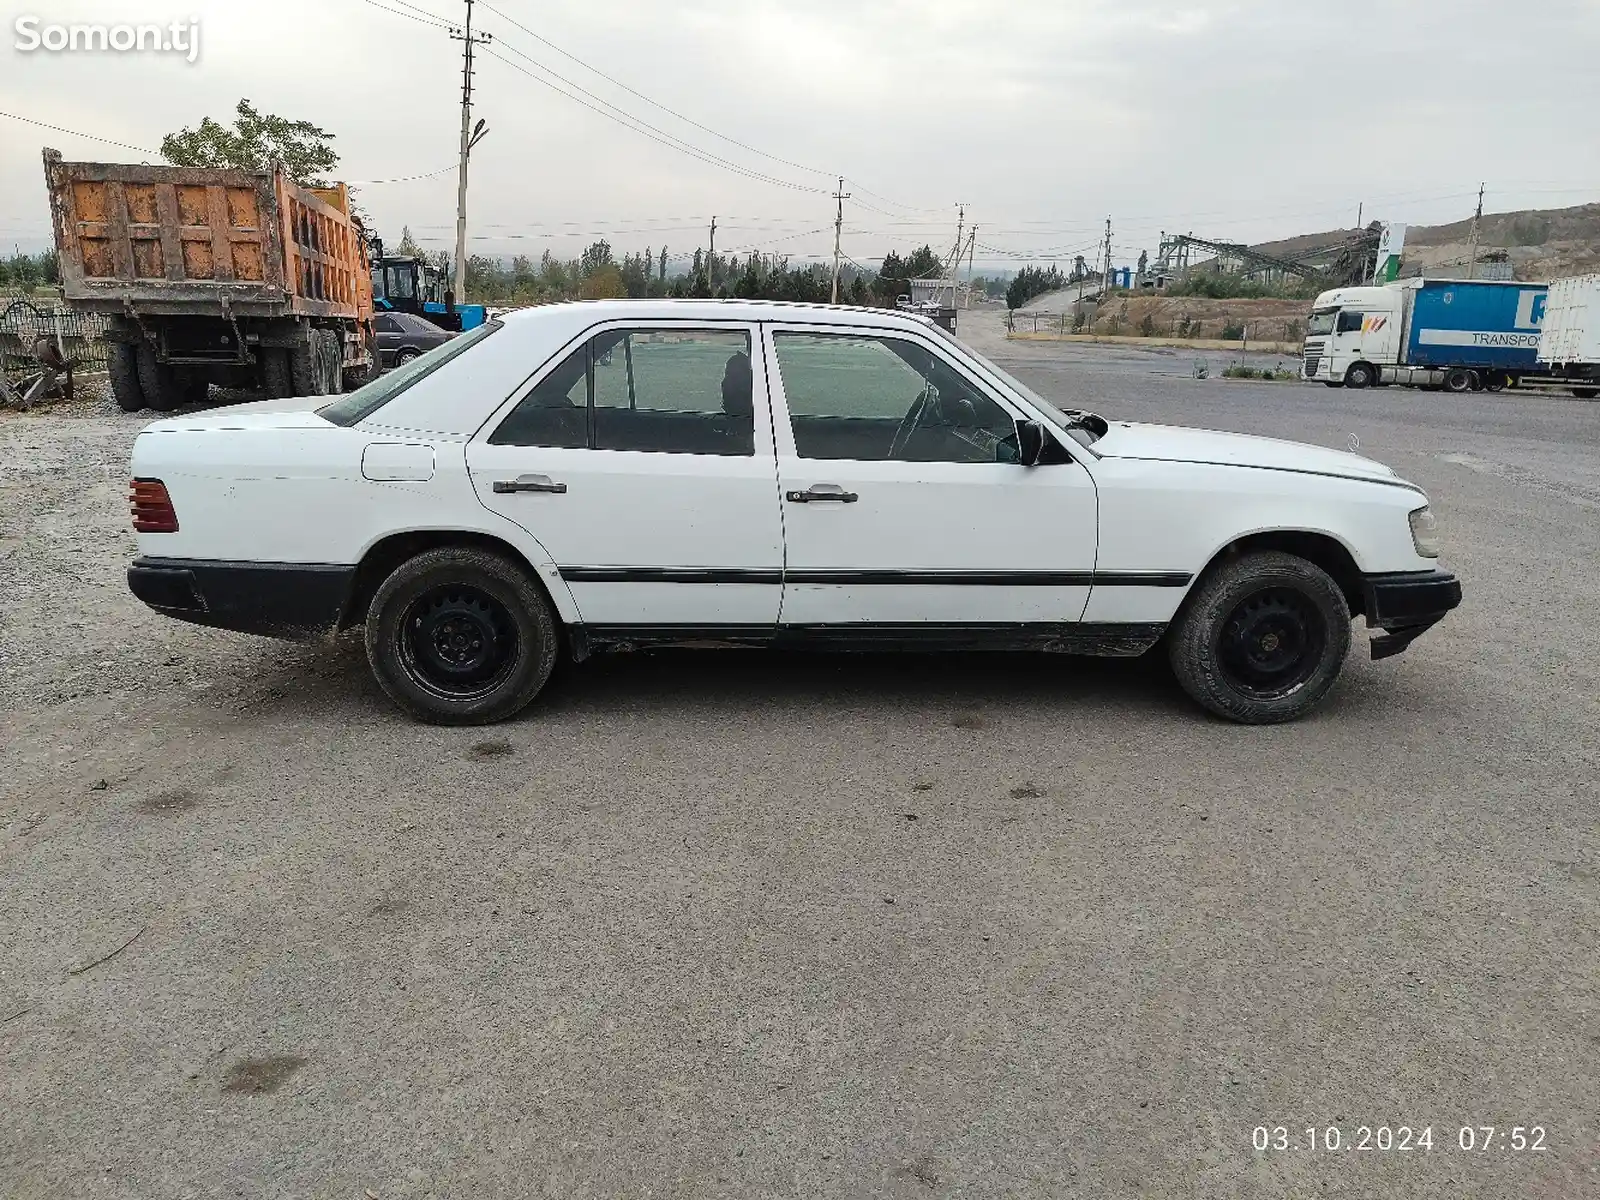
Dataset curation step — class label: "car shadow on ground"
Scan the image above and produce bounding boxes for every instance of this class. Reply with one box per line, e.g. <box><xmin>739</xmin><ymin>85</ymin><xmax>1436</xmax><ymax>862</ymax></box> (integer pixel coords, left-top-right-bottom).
<box><xmin>235</xmin><ymin>636</ymin><xmax>1202</xmax><ymax>726</ymax></box>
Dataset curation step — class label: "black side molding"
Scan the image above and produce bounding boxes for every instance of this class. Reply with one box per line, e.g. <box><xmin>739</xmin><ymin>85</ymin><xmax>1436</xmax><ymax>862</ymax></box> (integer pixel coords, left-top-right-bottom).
<box><xmin>570</xmin><ymin>621</ymin><xmax>1167</xmax><ymax>660</ymax></box>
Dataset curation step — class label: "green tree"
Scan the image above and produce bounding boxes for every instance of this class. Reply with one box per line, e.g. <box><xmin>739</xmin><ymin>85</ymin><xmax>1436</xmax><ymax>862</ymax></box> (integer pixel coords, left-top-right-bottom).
<box><xmin>396</xmin><ymin>226</ymin><xmax>425</xmax><ymax>259</ymax></box>
<box><xmin>658</xmin><ymin>246</ymin><xmax>668</xmax><ymax>280</ymax></box>
<box><xmin>161</xmin><ymin>99</ymin><xmax>339</xmax><ymax>186</ymax></box>
<box><xmin>578</xmin><ymin>240</ymin><xmax>614</xmax><ymax>277</ymax></box>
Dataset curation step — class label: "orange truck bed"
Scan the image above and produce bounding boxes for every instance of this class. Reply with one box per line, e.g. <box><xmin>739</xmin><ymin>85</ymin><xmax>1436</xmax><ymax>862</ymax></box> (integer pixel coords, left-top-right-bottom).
<box><xmin>43</xmin><ymin>149</ymin><xmax>372</xmax><ymax>321</ymax></box>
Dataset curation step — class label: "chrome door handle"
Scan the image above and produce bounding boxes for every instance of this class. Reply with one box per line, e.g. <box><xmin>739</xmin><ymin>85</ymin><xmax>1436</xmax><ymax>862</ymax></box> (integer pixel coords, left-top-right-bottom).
<box><xmin>493</xmin><ymin>474</ymin><xmax>567</xmax><ymax>494</ymax></box>
<box><xmin>786</xmin><ymin>483</ymin><xmax>859</xmax><ymax>504</ymax></box>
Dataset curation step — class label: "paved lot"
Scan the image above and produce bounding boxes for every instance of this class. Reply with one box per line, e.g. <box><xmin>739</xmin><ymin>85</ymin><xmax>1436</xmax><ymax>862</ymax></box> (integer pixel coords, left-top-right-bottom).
<box><xmin>2</xmin><ymin>320</ymin><xmax>1598</xmax><ymax>1198</ymax></box>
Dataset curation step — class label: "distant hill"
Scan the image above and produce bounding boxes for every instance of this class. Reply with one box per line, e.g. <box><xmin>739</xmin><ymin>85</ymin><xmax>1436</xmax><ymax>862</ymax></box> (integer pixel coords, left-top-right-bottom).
<box><xmin>1251</xmin><ymin>202</ymin><xmax>1600</xmax><ymax>281</ymax></box>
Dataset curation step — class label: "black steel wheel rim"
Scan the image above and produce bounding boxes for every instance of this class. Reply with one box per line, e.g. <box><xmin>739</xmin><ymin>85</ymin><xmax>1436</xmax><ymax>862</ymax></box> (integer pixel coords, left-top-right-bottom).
<box><xmin>399</xmin><ymin>584</ymin><xmax>518</xmax><ymax>700</ymax></box>
<box><xmin>1217</xmin><ymin>586</ymin><xmax>1327</xmax><ymax>700</ymax></box>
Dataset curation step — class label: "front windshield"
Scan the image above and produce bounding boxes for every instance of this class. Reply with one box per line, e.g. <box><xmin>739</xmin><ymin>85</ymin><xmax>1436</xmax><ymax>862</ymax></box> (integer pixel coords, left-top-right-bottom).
<box><xmin>974</xmin><ymin>355</ymin><xmax>1105</xmax><ymax>447</ymax></box>
<box><xmin>1306</xmin><ymin>309</ymin><xmax>1337</xmax><ymax>336</ymax></box>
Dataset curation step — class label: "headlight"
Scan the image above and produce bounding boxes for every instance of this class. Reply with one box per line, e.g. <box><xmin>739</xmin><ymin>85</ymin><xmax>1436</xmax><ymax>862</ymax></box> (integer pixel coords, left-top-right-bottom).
<box><xmin>1409</xmin><ymin>505</ymin><xmax>1440</xmax><ymax>558</ymax></box>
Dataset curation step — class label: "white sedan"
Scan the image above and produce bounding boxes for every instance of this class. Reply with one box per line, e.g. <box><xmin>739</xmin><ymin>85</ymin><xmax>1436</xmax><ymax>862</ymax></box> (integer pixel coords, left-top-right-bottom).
<box><xmin>126</xmin><ymin>300</ymin><xmax>1460</xmax><ymax>725</ymax></box>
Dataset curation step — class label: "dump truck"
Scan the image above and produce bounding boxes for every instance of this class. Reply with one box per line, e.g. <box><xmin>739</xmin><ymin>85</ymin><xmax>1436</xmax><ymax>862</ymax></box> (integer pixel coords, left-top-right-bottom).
<box><xmin>43</xmin><ymin>149</ymin><xmax>376</xmax><ymax>412</ymax></box>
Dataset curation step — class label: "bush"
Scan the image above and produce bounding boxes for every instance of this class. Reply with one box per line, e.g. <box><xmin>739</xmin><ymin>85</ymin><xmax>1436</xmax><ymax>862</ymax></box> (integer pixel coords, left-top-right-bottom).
<box><xmin>1221</xmin><ymin>320</ymin><xmax>1246</xmax><ymax>341</ymax></box>
<box><xmin>1072</xmin><ymin>310</ymin><xmax>1086</xmax><ymax>332</ymax></box>
<box><xmin>1138</xmin><ymin>313</ymin><xmax>1156</xmax><ymax>337</ymax></box>
<box><xmin>1222</xmin><ymin>365</ymin><xmax>1258</xmax><ymax>379</ymax></box>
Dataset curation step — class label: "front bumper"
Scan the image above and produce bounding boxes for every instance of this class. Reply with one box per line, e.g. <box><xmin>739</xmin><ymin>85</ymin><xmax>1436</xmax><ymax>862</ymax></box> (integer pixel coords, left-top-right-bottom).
<box><xmin>128</xmin><ymin>557</ymin><xmax>355</xmax><ymax>640</ymax></box>
<box><xmin>1362</xmin><ymin>569</ymin><xmax>1462</xmax><ymax>660</ymax></box>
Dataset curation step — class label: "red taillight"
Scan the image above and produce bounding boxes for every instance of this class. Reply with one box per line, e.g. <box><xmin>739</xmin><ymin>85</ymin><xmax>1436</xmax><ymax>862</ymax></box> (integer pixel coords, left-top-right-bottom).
<box><xmin>130</xmin><ymin>479</ymin><xmax>179</xmax><ymax>533</ymax></box>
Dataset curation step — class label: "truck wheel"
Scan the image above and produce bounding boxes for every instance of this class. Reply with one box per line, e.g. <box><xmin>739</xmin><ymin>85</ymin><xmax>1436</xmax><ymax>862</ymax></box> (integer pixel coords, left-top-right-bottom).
<box><xmin>1343</xmin><ymin>362</ymin><xmax>1375</xmax><ymax>389</ymax></box>
<box><xmin>108</xmin><ymin>344</ymin><xmax>146</xmax><ymax>412</ymax></box>
<box><xmin>319</xmin><ymin>330</ymin><xmax>345</xmax><ymax>394</ymax></box>
<box><xmin>1574</xmin><ymin>388</ymin><xmax>1599</xmax><ymax>400</ymax></box>
<box><xmin>1443</xmin><ymin>367</ymin><xmax>1476</xmax><ymax>393</ymax></box>
<box><xmin>1484</xmin><ymin>371</ymin><xmax>1507</xmax><ymax>392</ymax></box>
<box><xmin>136</xmin><ymin>345</ymin><xmax>182</xmax><ymax>412</ymax></box>
<box><xmin>1167</xmin><ymin>551</ymin><xmax>1352</xmax><ymax>725</ymax></box>
<box><xmin>365</xmin><ymin>546</ymin><xmax>559</xmax><ymax>725</ymax></box>
<box><xmin>260</xmin><ymin>347</ymin><xmax>293</xmax><ymax>398</ymax></box>
<box><xmin>289</xmin><ymin>335</ymin><xmax>320</xmax><ymax>396</ymax></box>
<box><xmin>342</xmin><ymin>328</ymin><xmax>377</xmax><ymax>391</ymax></box>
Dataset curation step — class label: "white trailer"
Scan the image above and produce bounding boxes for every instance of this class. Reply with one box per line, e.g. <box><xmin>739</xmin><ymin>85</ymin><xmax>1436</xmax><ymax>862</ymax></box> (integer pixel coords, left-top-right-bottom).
<box><xmin>1536</xmin><ymin>274</ymin><xmax>1600</xmax><ymax>398</ymax></box>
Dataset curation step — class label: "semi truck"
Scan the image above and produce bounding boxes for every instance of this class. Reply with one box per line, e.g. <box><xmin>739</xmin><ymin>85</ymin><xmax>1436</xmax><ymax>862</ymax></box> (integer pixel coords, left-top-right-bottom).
<box><xmin>1535</xmin><ymin>274</ymin><xmax>1600</xmax><ymax>399</ymax></box>
<box><xmin>43</xmin><ymin>149</ymin><xmax>376</xmax><ymax>412</ymax></box>
<box><xmin>1301</xmin><ymin>277</ymin><xmax>1547</xmax><ymax>393</ymax></box>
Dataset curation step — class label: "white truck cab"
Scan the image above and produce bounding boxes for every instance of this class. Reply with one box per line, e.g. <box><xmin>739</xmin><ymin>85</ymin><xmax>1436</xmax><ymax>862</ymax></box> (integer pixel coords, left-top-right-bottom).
<box><xmin>1302</xmin><ymin>286</ymin><xmax>1404</xmax><ymax>389</ymax></box>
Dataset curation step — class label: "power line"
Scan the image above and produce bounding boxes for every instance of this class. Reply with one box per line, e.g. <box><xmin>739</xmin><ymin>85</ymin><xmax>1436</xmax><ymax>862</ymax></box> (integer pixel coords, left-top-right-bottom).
<box><xmin>0</xmin><ymin>109</ymin><xmax>157</xmax><ymax>156</ymax></box>
<box><xmin>480</xmin><ymin>44</ymin><xmax>829</xmax><ymax>195</ymax></box>
<box><xmin>355</xmin><ymin>0</ymin><xmax>454</xmax><ymax>30</ymax></box>
<box><xmin>478</xmin><ymin>0</ymin><xmax>837</xmax><ymax>181</ymax></box>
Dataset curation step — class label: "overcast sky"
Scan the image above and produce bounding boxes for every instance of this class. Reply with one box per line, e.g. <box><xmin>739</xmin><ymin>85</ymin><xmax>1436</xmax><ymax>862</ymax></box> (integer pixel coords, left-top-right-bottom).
<box><xmin>4</xmin><ymin>0</ymin><xmax>1599</xmax><ymax>271</ymax></box>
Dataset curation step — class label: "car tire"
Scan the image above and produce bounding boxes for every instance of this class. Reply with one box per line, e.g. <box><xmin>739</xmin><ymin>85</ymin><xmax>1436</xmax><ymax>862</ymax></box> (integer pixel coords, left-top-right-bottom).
<box><xmin>396</xmin><ymin>347</ymin><xmax>421</xmax><ymax>366</ymax></box>
<box><xmin>1344</xmin><ymin>361</ymin><xmax>1375</xmax><ymax>389</ymax></box>
<box><xmin>108</xmin><ymin>343</ymin><xmax>145</xmax><ymax>411</ymax></box>
<box><xmin>1443</xmin><ymin>367</ymin><xmax>1475</xmax><ymax>393</ymax></box>
<box><xmin>1167</xmin><ymin>550</ymin><xmax>1352</xmax><ymax>725</ymax></box>
<box><xmin>136</xmin><ymin>345</ymin><xmax>182</xmax><ymax>412</ymax></box>
<box><xmin>365</xmin><ymin>546</ymin><xmax>559</xmax><ymax>726</ymax></box>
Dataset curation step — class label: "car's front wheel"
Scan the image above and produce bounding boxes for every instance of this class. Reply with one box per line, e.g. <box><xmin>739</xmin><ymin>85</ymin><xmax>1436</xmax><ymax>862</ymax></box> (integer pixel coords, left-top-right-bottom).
<box><xmin>1168</xmin><ymin>551</ymin><xmax>1352</xmax><ymax>723</ymax></box>
<box><xmin>365</xmin><ymin>547</ymin><xmax>559</xmax><ymax>725</ymax></box>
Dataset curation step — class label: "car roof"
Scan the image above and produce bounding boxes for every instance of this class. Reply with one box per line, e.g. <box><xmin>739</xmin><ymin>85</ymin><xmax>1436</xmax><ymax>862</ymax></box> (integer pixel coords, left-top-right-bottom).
<box><xmin>496</xmin><ymin>298</ymin><xmax>944</xmax><ymax>334</ymax></box>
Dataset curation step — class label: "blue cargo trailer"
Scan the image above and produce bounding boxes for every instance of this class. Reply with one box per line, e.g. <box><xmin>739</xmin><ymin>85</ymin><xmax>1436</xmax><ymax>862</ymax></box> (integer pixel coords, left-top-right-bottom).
<box><xmin>1405</xmin><ymin>280</ymin><xmax>1545</xmax><ymax>370</ymax></box>
<box><xmin>1302</xmin><ymin>277</ymin><xmax>1549</xmax><ymax>392</ymax></box>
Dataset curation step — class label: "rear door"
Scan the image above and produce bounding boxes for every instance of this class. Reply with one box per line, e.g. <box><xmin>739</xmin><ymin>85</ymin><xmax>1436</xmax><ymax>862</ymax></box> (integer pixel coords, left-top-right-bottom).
<box><xmin>763</xmin><ymin>324</ymin><xmax>1098</xmax><ymax>630</ymax></box>
<box><xmin>467</xmin><ymin>320</ymin><xmax>784</xmax><ymax>630</ymax></box>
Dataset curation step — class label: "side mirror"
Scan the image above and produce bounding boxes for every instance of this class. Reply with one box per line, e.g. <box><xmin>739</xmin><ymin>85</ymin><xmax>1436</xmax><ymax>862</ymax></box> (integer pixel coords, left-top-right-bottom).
<box><xmin>1016</xmin><ymin>419</ymin><xmax>1048</xmax><ymax>467</ymax></box>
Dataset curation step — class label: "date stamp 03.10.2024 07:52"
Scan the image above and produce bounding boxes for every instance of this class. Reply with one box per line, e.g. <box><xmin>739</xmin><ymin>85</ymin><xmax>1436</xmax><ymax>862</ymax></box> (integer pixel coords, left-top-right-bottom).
<box><xmin>1252</xmin><ymin>1124</ymin><xmax>1549</xmax><ymax>1154</ymax></box>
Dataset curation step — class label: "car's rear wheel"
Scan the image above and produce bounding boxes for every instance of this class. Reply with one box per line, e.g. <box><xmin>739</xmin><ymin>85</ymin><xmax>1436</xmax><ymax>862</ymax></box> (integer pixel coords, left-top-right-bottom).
<box><xmin>365</xmin><ymin>546</ymin><xmax>559</xmax><ymax>725</ymax></box>
<box><xmin>1168</xmin><ymin>550</ymin><xmax>1352</xmax><ymax>724</ymax></box>
<box><xmin>396</xmin><ymin>348</ymin><xmax>422</xmax><ymax>366</ymax></box>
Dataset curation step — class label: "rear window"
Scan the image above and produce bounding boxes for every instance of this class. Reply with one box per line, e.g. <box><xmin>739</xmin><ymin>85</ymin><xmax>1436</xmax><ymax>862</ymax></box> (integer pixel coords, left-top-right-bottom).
<box><xmin>320</xmin><ymin>319</ymin><xmax>501</xmax><ymax>426</ymax></box>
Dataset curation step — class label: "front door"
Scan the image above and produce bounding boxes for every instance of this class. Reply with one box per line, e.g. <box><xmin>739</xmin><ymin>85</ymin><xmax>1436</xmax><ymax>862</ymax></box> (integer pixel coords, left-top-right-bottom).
<box><xmin>468</xmin><ymin>321</ymin><xmax>784</xmax><ymax>630</ymax></box>
<box><xmin>763</xmin><ymin>325</ymin><xmax>1098</xmax><ymax>631</ymax></box>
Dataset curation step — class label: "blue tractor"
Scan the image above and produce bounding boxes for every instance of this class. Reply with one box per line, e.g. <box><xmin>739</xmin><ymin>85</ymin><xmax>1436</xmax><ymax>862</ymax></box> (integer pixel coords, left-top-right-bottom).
<box><xmin>369</xmin><ymin>245</ymin><xmax>486</xmax><ymax>332</ymax></box>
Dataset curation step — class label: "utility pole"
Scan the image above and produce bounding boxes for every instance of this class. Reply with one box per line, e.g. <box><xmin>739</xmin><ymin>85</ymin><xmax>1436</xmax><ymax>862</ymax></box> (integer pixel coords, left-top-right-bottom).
<box><xmin>1466</xmin><ymin>182</ymin><xmax>1485</xmax><ymax>280</ymax></box>
<box><xmin>1102</xmin><ymin>216</ymin><xmax>1113</xmax><ymax>293</ymax></box>
<box><xmin>449</xmin><ymin>0</ymin><xmax>491</xmax><ymax>308</ymax></box>
<box><xmin>965</xmin><ymin>226</ymin><xmax>977</xmax><ymax>308</ymax></box>
<box><xmin>707</xmin><ymin>214</ymin><xmax>717</xmax><ymax>285</ymax></box>
<box><xmin>830</xmin><ymin>178</ymin><xmax>850</xmax><ymax>304</ymax></box>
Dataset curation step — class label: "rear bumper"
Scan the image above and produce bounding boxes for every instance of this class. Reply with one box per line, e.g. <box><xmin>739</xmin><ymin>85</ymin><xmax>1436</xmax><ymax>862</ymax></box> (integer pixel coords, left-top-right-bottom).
<box><xmin>1362</xmin><ymin>569</ymin><xmax>1462</xmax><ymax>660</ymax></box>
<box><xmin>128</xmin><ymin>557</ymin><xmax>354</xmax><ymax>639</ymax></box>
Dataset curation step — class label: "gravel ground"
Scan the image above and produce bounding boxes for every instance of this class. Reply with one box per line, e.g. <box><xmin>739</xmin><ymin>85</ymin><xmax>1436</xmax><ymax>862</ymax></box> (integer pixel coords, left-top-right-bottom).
<box><xmin>2</xmin><ymin>326</ymin><xmax>1598</xmax><ymax>1199</ymax></box>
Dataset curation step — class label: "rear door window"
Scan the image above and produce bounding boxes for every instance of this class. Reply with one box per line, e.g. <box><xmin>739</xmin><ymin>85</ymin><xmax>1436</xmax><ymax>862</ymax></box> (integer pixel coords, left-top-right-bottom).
<box><xmin>491</xmin><ymin>327</ymin><xmax>754</xmax><ymax>456</ymax></box>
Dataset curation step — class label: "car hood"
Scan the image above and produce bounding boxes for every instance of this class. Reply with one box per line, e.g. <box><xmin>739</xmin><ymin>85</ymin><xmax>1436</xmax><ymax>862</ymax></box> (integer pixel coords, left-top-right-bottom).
<box><xmin>140</xmin><ymin>395</ymin><xmax>335</xmax><ymax>433</ymax></box>
<box><xmin>1091</xmin><ymin>421</ymin><xmax>1403</xmax><ymax>484</ymax></box>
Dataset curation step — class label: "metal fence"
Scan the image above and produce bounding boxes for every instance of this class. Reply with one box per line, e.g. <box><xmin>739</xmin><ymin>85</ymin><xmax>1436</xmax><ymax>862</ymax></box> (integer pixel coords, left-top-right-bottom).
<box><xmin>0</xmin><ymin>298</ymin><xmax>114</xmax><ymax>379</ymax></box>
